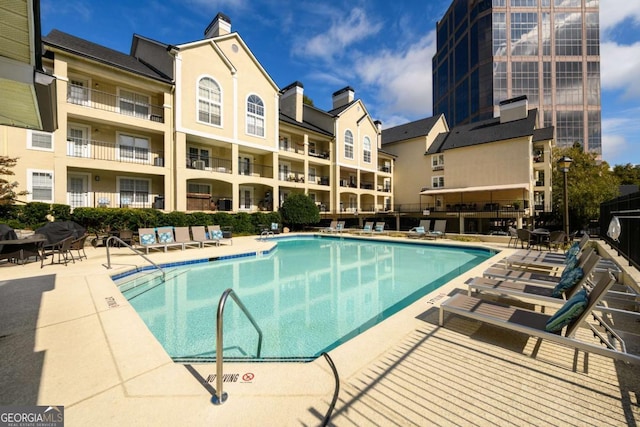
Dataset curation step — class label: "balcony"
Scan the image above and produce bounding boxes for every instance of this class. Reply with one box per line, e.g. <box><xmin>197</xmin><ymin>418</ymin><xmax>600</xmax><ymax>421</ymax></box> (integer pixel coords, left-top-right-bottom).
<box><xmin>279</xmin><ymin>169</ymin><xmax>305</xmax><ymax>183</ymax></box>
<box><xmin>360</xmin><ymin>181</ymin><xmax>374</xmax><ymax>190</ymax></box>
<box><xmin>238</xmin><ymin>162</ymin><xmax>273</xmax><ymax>178</ymax></box>
<box><xmin>378</xmin><ymin>165</ymin><xmax>391</xmax><ymax>173</ymax></box>
<box><xmin>68</xmin><ymin>191</ymin><xmax>160</xmax><ymax>209</ymax></box>
<box><xmin>67</xmin><ymin>139</ymin><xmax>164</xmax><ymax>166</ymax></box>
<box><xmin>67</xmin><ymin>85</ymin><xmax>164</xmax><ymax>123</ymax></box>
<box><xmin>186</xmin><ymin>156</ymin><xmax>233</xmax><ymax>174</ymax></box>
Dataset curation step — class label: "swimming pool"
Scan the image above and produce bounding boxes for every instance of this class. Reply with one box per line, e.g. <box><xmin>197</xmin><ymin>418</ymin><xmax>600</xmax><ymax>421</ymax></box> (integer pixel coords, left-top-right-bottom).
<box><xmin>117</xmin><ymin>236</ymin><xmax>493</xmax><ymax>362</ymax></box>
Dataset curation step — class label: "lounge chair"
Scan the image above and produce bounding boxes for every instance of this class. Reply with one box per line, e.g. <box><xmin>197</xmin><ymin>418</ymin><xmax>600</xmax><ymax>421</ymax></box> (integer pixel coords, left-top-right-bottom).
<box><xmin>426</xmin><ymin>219</ymin><xmax>446</xmax><ymax>239</ymax></box>
<box><xmin>191</xmin><ymin>226</ymin><xmax>220</xmax><ymax>247</ymax></box>
<box><xmin>482</xmin><ymin>250</ymin><xmax>600</xmax><ymax>286</ymax></box>
<box><xmin>358</xmin><ymin>222</ymin><xmax>375</xmax><ymax>235</ymax></box>
<box><xmin>507</xmin><ymin>234</ymin><xmax>589</xmax><ymax>266</ymax></box>
<box><xmin>373</xmin><ymin>222</ymin><xmax>387</xmax><ymax>234</ymax></box>
<box><xmin>408</xmin><ymin>220</ymin><xmax>431</xmax><ymax>239</ymax></box>
<box><xmin>174</xmin><ymin>226</ymin><xmax>201</xmax><ymax>249</ymax></box>
<box><xmin>502</xmin><ymin>245</ymin><xmax>594</xmax><ymax>273</ymax></box>
<box><xmin>467</xmin><ymin>252</ymin><xmax>601</xmax><ymax>307</ymax></box>
<box><xmin>138</xmin><ymin>228</ymin><xmax>182</xmax><ymax>253</ymax></box>
<box><xmin>322</xmin><ymin>220</ymin><xmax>338</xmax><ymax>233</ymax></box>
<box><xmin>336</xmin><ymin>221</ymin><xmax>345</xmax><ymax>233</ymax></box>
<box><xmin>208</xmin><ymin>225</ymin><xmax>232</xmax><ymax>245</ymax></box>
<box><xmin>440</xmin><ymin>270</ymin><xmax>640</xmax><ymax>364</ymax></box>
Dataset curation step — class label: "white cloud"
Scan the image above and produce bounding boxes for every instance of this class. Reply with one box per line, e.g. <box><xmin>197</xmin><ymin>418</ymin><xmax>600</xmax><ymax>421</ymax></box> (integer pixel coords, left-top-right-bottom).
<box><xmin>599</xmin><ymin>2</ymin><xmax>640</xmax><ymax>32</ymax></box>
<box><xmin>354</xmin><ymin>32</ymin><xmax>437</xmax><ymax>118</ymax></box>
<box><xmin>601</xmin><ymin>112</ymin><xmax>640</xmax><ymax>165</ymax></box>
<box><xmin>600</xmin><ymin>41</ymin><xmax>640</xmax><ymax>99</ymax></box>
<box><xmin>293</xmin><ymin>8</ymin><xmax>382</xmax><ymax>61</ymax></box>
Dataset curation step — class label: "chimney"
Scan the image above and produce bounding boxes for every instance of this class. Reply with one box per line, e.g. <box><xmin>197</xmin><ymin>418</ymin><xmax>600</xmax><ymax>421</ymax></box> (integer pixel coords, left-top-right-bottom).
<box><xmin>374</xmin><ymin>120</ymin><xmax>382</xmax><ymax>149</ymax></box>
<box><xmin>498</xmin><ymin>95</ymin><xmax>528</xmax><ymax>123</ymax></box>
<box><xmin>204</xmin><ymin>13</ymin><xmax>231</xmax><ymax>38</ymax></box>
<box><xmin>332</xmin><ymin>86</ymin><xmax>354</xmax><ymax>109</ymax></box>
<box><xmin>280</xmin><ymin>81</ymin><xmax>304</xmax><ymax>123</ymax></box>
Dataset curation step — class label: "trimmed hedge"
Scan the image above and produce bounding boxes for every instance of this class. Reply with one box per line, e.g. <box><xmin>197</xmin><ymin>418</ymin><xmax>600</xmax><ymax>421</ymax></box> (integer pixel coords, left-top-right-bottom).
<box><xmin>0</xmin><ymin>203</ymin><xmax>283</xmax><ymax>235</ymax></box>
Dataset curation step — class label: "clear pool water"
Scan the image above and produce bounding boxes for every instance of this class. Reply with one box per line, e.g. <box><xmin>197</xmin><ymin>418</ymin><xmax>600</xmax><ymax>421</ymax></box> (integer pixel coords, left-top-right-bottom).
<box><xmin>118</xmin><ymin>236</ymin><xmax>493</xmax><ymax>362</ymax></box>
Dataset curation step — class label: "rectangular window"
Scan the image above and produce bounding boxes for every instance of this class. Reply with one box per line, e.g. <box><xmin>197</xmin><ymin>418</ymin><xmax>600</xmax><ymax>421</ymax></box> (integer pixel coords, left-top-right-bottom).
<box><xmin>431</xmin><ymin>154</ymin><xmax>444</xmax><ymax>170</ymax></box>
<box><xmin>28</xmin><ymin>170</ymin><xmax>54</xmax><ymax>202</ymax></box>
<box><xmin>118</xmin><ymin>177</ymin><xmax>150</xmax><ymax>207</ymax></box>
<box><xmin>188</xmin><ymin>147</ymin><xmax>210</xmax><ymax>168</ymax></box>
<box><xmin>247</xmin><ymin>115</ymin><xmax>265</xmax><ymax>137</ymax></box>
<box><xmin>118</xmin><ymin>134</ymin><xmax>150</xmax><ymax>163</ymax></box>
<box><xmin>432</xmin><ymin>176</ymin><xmax>445</xmax><ymax>188</ymax></box>
<box><xmin>119</xmin><ymin>89</ymin><xmax>150</xmax><ymax>119</ymax></box>
<box><xmin>28</xmin><ymin>131</ymin><xmax>53</xmax><ymax>151</ymax></box>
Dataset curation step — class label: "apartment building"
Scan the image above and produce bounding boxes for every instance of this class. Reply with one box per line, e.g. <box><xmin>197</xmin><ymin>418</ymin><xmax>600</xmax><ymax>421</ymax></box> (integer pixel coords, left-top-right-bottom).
<box><xmin>383</xmin><ymin>96</ymin><xmax>554</xmax><ymax>233</ymax></box>
<box><xmin>1</xmin><ymin>13</ymin><xmax>391</xmax><ymax>217</ymax></box>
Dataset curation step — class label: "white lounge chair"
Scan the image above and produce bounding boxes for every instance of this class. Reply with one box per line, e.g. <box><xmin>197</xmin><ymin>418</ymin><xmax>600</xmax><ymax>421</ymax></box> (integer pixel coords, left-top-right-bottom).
<box><xmin>440</xmin><ymin>271</ymin><xmax>639</xmax><ymax>364</ymax></box>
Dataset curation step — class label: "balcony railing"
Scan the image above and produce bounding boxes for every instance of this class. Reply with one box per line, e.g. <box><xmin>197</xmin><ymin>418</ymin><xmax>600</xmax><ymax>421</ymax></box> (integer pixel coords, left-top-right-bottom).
<box><xmin>309</xmin><ymin>150</ymin><xmax>330</xmax><ymax>160</ymax></box>
<box><xmin>67</xmin><ymin>139</ymin><xmax>164</xmax><ymax>166</ymax></box>
<box><xmin>378</xmin><ymin>165</ymin><xmax>391</xmax><ymax>173</ymax></box>
<box><xmin>67</xmin><ymin>191</ymin><xmax>160</xmax><ymax>209</ymax></box>
<box><xmin>67</xmin><ymin>84</ymin><xmax>164</xmax><ymax>123</ymax></box>
<box><xmin>279</xmin><ymin>169</ymin><xmax>305</xmax><ymax>182</ymax></box>
<box><xmin>360</xmin><ymin>181</ymin><xmax>375</xmax><ymax>190</ymax></box>
<box><xmin>186</xmin><ymin>156</ymin><xmax>233</xmax><ymax>174</ymax></box>
<box><xmin>238</xmin><ymin>162</ymin><xmax>273</xmax><ymax>178</ymax></box>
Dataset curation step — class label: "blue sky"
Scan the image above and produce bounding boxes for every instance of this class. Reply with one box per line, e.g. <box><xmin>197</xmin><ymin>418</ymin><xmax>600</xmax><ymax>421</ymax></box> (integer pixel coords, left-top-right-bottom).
<box><xmin>41</xmin><ymin>0</ymin><xmax>640</xmax><ymax>166</ymax></box>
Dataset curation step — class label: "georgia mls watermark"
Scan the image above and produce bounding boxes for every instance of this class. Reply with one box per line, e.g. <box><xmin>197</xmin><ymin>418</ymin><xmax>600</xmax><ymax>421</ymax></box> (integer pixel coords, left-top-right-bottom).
<box><xmin>0</xmin><ymin>406</ymin><xmax>64</xmax><ymax>427</ymax></box>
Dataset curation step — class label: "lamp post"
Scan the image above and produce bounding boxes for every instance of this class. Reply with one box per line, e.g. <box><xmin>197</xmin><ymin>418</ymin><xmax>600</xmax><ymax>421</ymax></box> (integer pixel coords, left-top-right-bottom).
<box><xmin>557</xmin><ymin>156</ymin><xmax>573</xmax><ymax>239</ymax></box>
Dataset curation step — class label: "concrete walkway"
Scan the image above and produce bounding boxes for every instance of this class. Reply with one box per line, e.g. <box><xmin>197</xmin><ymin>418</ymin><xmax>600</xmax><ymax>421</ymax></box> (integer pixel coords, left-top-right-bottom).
<box><xmin>0</xmin><ymin>234</ymin><xmax>638</xmax><ymax>426</ymax></box>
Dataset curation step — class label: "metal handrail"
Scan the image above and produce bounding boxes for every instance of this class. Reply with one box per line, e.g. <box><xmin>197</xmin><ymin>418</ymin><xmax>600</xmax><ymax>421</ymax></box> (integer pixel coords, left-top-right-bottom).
<box><xmin>103</xmin><ymin>236</ymin><xmax>166</xmax><ymax>280</ymax></box>
<box><xmin>213</xmin><ymin>288</ymin><xmax>263</xmax><ymax>405</ymax></box>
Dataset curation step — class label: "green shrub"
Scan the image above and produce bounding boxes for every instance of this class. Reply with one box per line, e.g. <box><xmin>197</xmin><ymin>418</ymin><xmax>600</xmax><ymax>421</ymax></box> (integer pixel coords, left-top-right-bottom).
<box><xmin>51</xmin><ymin>204</ymin><xmax>72</xmax><ymax>221</ymax></box>
<box><xmin>22</xmin><ymin>202</ymin><xmax>50</xmax><ymax>228</ymax></box>
<box><xmin>279</xmin><ymin>194</ymin><xmax>320</xmax><ymax>230</ymax></box>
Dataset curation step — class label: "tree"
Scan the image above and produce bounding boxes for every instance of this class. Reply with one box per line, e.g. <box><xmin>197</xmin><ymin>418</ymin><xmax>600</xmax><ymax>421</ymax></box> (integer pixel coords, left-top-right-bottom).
<box><xmin>279</xmin><ymin>193</ymin><xmax>320</xmax><ymax>230</ymax></box>
<box><xmin>612</xmin><ymin>163</ymin><xmax>640</xmax><ymax>186</ymax></box>
<box><xmin>0</xmin><ymin>156</ymin><xmax>27</xmax><ymax>205</ymax></box>
<box><xmin>552</xmin><ymin>146</ymin><xmax>619</xmax><ymax>231</ymax></box>
<box><xmin>303</xmin><ymin>95</ymin><xmax>314</xmax><ymax>106</ymax></box>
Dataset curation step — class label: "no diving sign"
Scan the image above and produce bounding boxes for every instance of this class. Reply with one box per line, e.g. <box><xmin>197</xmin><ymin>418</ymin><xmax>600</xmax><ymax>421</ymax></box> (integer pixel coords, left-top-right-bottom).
<box><xmin>206</xmin><ymin>373</ymin><xmax>255</xmax><ymax>384</ymax></box>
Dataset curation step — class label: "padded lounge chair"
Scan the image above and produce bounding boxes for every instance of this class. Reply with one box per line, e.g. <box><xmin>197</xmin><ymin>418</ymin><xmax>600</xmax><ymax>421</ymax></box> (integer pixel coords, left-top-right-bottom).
<box><xmin>440</xmin><ymin>270</ymin><xmax>640</xmax><ymax>364</ymax></box>
<box><xmin>322</xmin><ymin>220</ymin><xmax>338</xmax><ymax>233</ymax></box>
<box><xmin>502</xmin><ymin>245</ymin><xmax>594</xmax><ymax>272</ymax></box>
<box><xmin>336</xmin><ymin>221</ymin><xmax>345</xmax><ymax>233</ymax></box>
<box><xmin>408</xmin><ymin>220</ymin><xmax>431</xmax><ymax>239</ymax></box>
<box><xmin>467</xmin><ymin>252</ymin><xmax>601</xmax><ymax>307</ymax></box>
<box><xmin>174</xmin><ymin>226</ymin><xmax>201</xmax><ymax>249</ymax></box>
<box><xmin>191</xmin><ymin>226</ymin><xmax>220</xmax><ymax>247</ymax></box>
<box><xmin>483</xmin><ymin>247</ymin><xmax>595</xmax><ymax>285</ymax></box>
<box><xmin>373</xmin><ymin>222</ymin><xmax>387</xmax><ymax>234</ymax></box>
<box><xmin>507</xmin><ymin>234</ymin><xmax>589</xmax><ymax>266</ymax></box>
<box><xmin>425</xmin><ymin>219</ymin><xmax>446</xmax><ymax>239</ymax></box>
<box><xmin>138</xmin><ymin>228</ymin><xmax>181</xmax><ymax>253</ymax></box>
<box><xmin>156</xmin><ymin>227</ymin><xmax>185</xmax><ymax>251</ymax></box>
<box><xmin>208</xmin><ymin>225</ymin><xmax>232</xmax><ymax>245</ymax></box>
<box><xmin>358</xmin><ymin>222</ymin><xmax>375</xmax><ymax>235</ymax></box>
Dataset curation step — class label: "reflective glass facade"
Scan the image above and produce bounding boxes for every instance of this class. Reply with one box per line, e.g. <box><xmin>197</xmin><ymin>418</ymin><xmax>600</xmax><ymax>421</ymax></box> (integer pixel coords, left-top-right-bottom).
<box><xmin>432</xmin><ymin>0</ymin><xmax>601</xmax><ymax>154</ymax></box>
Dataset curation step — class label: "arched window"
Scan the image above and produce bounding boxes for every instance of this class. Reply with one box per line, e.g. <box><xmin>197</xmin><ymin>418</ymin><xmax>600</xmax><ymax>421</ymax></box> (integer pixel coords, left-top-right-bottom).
<box><xmin>363</xmin><ymin>136</ymin><xmax>371</xmax><ymax>163</ymax></box>
<box><xmin>198</xmin><ymin>77</ymin><xmax>221</xmax><ymax>125</ymax></box>
<box><xmin>247</xmin><ymin>94</ymin><xmax>265</xmax><ymax>137</ymax></box>
<box><xmin>344</xmin><ymin>130</ymin><xmax>354</xmax><ymax>159</ymax></box>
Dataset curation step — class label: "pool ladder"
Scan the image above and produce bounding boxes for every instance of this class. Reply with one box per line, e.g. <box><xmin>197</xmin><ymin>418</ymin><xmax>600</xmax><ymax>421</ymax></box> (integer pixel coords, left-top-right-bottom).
<box><xmin>212</xmin><ymin>288</ymin><xmax>263</xmax><ymax>405</ymax></box>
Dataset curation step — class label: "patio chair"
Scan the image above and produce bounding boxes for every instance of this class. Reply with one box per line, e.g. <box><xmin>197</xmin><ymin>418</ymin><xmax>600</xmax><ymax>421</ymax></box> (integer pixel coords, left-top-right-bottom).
<box><xmin>69</xmin><ymin>234</ymin><xmax>89</xmax><ymax>261</ymax></box>
<box><xmin>515</xmin><ymin>228</ymin><xmax>535</xmax><ymax>249</ymax></box>
<box><xmin>538</xmin><ymin>230</ymin><xmax>566</xmax><ymax>252</ymax></box>
<box><xmin>336</xmin><ymin>221</ymin><xmax>345</xmax><ymax>233</ymax></box>
<box><xmin>117</xmin><ymin>229</ymin><xmax>134</xmax><ymax>247</ymax></box>
<box><xmin>440</xmin><ymin>270</ymin><xmax>640</xmax><ymax>364</ymax></box>
<box><xmin>507</xmin><ymin>227</ymin><xmax>518</xmax><ymax>248</ymax></box>
<box><xmin>467</xmin><ymin>252</ymin><xmax>601</xmax><ymax>307</ymax></box>
<box><xmin>190</xmin><ymin>226</ymin><xmax>220</xmax><ymax>247</ymax></box>
<box><xmin>174</xmin><ymin>226</ymin><xmax>201</xmax><ymax>249</ymax></box>
<box><xmin>41</xmin><ymin>236</ymin><xmax>75</xmax><ymax>267</ymax></box>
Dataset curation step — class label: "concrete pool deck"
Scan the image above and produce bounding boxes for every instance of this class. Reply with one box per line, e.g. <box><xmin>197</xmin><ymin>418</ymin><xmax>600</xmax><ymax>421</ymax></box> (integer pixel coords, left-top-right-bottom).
<box><xmin>1</xmin><ymin>234</ymin><xmax>639</xmax><ymax>426</ymax></box>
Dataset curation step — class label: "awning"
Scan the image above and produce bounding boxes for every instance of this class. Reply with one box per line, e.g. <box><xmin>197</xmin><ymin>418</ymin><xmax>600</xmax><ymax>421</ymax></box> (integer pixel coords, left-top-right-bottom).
<box><xmin>420</xmin><ymin>182</ymin><xmax>530</xmax><ymax>195</ymax></box>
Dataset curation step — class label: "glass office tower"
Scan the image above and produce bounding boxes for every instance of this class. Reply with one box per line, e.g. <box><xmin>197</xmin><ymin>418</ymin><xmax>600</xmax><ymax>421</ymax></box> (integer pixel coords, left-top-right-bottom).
<box><xmin>432</xmin><ymin>0</ymin><xmax>601</xmax><ymax>155</ymax></box>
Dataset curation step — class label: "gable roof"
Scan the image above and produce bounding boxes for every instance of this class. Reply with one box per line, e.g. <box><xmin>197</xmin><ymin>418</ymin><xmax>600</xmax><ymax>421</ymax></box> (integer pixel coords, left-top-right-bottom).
<box><xmin>381</xmin><ymin>115</ymin><xmax>444</xmax><ymax>145</ymax></box>
<box><xmin>426</xmin><ymin>109</ymin><xmax>539</xmax><ymax>154</ymax></box>
<box><xmin>43</xmin><ymin>30</ymin><xmax>172</xmax><ymax>83</ymax></box>
<box><xmin>279</xmin><ymin>112</ymin><xmax>334</xmax><ymax>137</ymax></box>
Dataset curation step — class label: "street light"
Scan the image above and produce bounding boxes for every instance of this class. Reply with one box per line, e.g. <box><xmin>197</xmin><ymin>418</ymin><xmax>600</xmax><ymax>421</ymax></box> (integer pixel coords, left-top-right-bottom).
<box><xmin>557</xmin><ymin>156</ymin><xmax>573</xmax><ymax>239</ymax></box>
